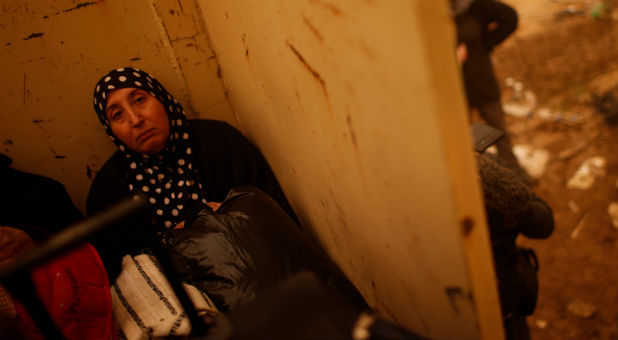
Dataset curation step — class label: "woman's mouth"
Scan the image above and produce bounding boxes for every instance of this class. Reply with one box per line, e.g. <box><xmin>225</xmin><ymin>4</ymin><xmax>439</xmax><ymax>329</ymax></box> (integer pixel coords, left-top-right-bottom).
<box><xmin>137</xmin><ymin>129</ymin><xmax>156</xmax><ymax>144</ymax></box>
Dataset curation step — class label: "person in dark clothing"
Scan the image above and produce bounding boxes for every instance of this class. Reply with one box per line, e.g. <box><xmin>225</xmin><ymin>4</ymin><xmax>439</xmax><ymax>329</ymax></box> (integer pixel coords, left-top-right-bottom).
<box><xmin>0</xmin><ymin>153</ymin><xmax>83</xmax><ymax>240</ymax></box>
<box><xmin>86</xmin><ymin>67</ymin><xmax>295</xmax><ymax>281</ymax></box>
<box><xmin>477</xmin><ymin>152</ymin><xmax>554</xmax><ymax>340</ymax></box>
<box><xmin>455</xmin><ymin>0</ymin><xmax>534</xmax><ymax>184</ymax></box>
<box><xmin>0</xmin><ymin>154</ymin><xmax>113</xmax><ymax>340</ymax></box>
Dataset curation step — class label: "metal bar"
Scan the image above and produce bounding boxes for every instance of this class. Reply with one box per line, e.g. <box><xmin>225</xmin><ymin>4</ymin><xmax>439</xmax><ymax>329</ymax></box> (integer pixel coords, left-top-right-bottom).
<box><xmin>0</xmin><ymin>195</ymin><xmax>147</xmax><ymax>280</ymax></box>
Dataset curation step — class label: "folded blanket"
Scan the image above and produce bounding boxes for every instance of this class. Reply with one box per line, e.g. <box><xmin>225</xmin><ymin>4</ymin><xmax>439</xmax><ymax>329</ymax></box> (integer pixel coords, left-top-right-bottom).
<box><xmin>111</xmin><ymin>254</ymin><xmax>218</xmax><ymax>339</ymax></box>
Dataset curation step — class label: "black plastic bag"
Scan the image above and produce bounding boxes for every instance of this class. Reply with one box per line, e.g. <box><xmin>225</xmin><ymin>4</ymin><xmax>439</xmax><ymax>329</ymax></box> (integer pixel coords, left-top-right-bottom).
<box><xmin>206</xmin><ymin>271</ymin><xmax>427</xmax><ymax>340</ymax></box>
<box><xmin>163</xmin><ymin>186</ymin><xmax>364</xmax><ymax>312</ymax></box>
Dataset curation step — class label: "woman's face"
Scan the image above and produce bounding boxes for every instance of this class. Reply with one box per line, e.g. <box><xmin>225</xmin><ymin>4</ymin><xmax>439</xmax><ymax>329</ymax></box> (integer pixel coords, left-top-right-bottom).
<box><xmin>105</xmin><ymin>88</ymin><xmax>170</xmax><ymax>154</ymax></box>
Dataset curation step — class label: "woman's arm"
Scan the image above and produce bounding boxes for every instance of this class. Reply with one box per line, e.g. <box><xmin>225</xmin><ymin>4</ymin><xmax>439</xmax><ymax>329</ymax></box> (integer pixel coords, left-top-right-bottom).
<box><xmin>86</xmin><ymin>153</ymin><xmax>151</xmax><ymax>282</ymax></box>
<box><xmin>191</xmin><ymin>120</ymin><xmax>298</xmax><ymax>224</ymax></box>
<box><xmin>473</xmin><ymin>0</ymin><xmax>518</xmax><ymax>52</ymax></box>
<box><xmin>518</xmin><ymin>194</ymin><xmax>555</xmax><ymax>239</ymax></box>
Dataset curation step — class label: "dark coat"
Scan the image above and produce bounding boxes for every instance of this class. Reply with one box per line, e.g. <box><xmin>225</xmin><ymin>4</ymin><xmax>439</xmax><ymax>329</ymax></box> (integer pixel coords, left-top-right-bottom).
<box><xmin>86</xmin><ymin>119</ymin><xmax>295</xmax><ymax>281</ymax></box>
<box><xmin>477</xmin><ymin>153</ymin><xmax>554</xmax><ymax>339</ymax></box>
<box><xmin>456</xmin><ymin>0</ymin><xmax>518</xmax><ymax>107</ymax></box>
<box><xmin>0</xmin><ymin>154</ymin><xmax>83</xmax><ymax>240</ymax></box>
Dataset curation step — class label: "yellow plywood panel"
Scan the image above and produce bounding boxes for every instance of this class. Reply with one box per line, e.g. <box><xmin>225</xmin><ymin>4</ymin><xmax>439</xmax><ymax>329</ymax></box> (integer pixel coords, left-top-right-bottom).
<box><xmin>196</xmin><ymin>1</ymin><xmax>503</xmax><ymax>338</ymax></box>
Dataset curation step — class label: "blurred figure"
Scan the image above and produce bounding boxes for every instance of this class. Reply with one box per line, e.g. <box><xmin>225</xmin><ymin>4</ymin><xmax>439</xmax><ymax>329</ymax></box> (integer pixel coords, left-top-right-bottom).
<box><xmin>454</xmin><ymin>0</ymin><xmax>535</xmax><ymax>184</ymax></box>
<box><xmin>0</xmin><ymin>154</ymin><xmax>113</xmax><ymax>339</ymax></box>
<box><xmin>0</xmin><ymin>154</ymin><xmax>83</xmax><ymax>239</ymax></box>
<box><xmin>477</xmin><ymin>153</ymin><xmax>554</xmax><ymax>340</ymax></box>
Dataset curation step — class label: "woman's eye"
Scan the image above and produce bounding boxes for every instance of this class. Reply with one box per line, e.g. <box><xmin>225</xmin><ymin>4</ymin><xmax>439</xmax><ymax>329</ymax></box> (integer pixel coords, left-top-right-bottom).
<box><xmin>135</xmin><ymin>96</ymin><xmax>145</xmax><ymax>103</ymax></box>
<box><xmin>111</xmin><ymin>110</ymin><xmax>123</xmax><ymax>120</ymax></box>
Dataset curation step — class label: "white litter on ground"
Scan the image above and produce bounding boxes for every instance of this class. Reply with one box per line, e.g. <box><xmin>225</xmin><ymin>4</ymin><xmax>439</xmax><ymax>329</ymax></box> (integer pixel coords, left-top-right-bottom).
<box><xmin>535</xmin><ymin>319</ymin><xmax>548</xmax><ymax>329</ymax></box>
<box><xmin>503</xmin><ymin>90</ymin><xmax>538</xmax><ymax>117</ymax></box>
<box><xmin>608</xmin><ymin>202</ymin><xmax>618</xmax><ymax>229</ymax></box>
<box><xmin>566</xmin><ymin>156</ymin><xmax>607</xmax><ymax>190</ymax></box>
<box><xmin>513</xmin><ymin>144</ymin><xmax>550</xmax><ymax>178</ymax></box>
<box><xmin>567</xmin><ymin>301</ymin><xmax>598</xmax><ymax>319</ymax></box>
<box><xmin>568</xmin><ymin>200</ymin><xmax>580</xmax><ymax>213</ymax></box>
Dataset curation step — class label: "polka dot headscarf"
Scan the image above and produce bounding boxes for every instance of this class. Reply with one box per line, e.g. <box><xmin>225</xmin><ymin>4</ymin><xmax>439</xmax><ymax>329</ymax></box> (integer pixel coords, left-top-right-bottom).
<box><xmin>93</xmin><ymin>67</ymin><xmax>207</xmax><ymax>229</ymax></box>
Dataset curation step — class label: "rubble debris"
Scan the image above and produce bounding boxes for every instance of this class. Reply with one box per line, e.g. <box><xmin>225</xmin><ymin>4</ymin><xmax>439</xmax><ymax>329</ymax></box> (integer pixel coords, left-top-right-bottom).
<box><xmin>555</xmin><ymin>5</ymin><xmax>587</xmax><ymax>19</ymax></box>
<box><xmin>608</xmin><ymin>202</ymin><xmax>618</xmax><ymax>229</ymax></box>
<box><xmin>558</xmin><ymin>133</ymin><xmax>600</xmax><ymax>161</ymax></box>
<box><xmin>536</xmin><ymin>107</ymin><xmax>586</xmax><ymax>125</ymax></box>
<box><xmin>588</xmin><ymin>71</ymin><xmax>616</xmax><ymax>94</ymax></box>
<box><xmin>566</xmin><ymin>156</ymin><xmax>607</xmax><ymax>190</ymax></box>
<box><xmin>567</xmin><ymin>200</ymin><xmax>580</xmax><ymax>214</ymax></box>
<box><xmin>504</xmin><ymin>90</ymin><xmax>537</xmax><ymax>117</ymax></box>
<box><xmin>592</xmin><ymin>88</ymin><xmax>618</xmax><ymax>125</ymax></box>
<box><xmin>558</xmin><ymin>142</ymin><xmax>586</xmax><ymax>160</ymax></box>
<box><xmin>536</xmin><ymin>107</ymin><xmax>555</xmax><ymax>120</ymax></box>
<box><xmin>504</xmin><ymin>77</ymin><xmax>515</xmax><ymax>88</ymax></box>
<box><xmin>567</xmin><ymin>301</ymin><xmax>598</xmax><ymax>318</ymax></box>
<box><xmin>570</xmin><ymin>213</ymin><xmax>588</xmax><ymax>239</ymax></box>
<box><xmin>535</xmin><ymin>319</ymin><xmax>548</xmax><ymax>329</ymax></box>
<box><xmin>513</xmin><ymin>144</ymin><xmax>550</xmax><ymax>179</ymax></box>
<box><xmin>503</xmin><ymin>78</ymin><xmax>537</xmax><ymax>117</ymax></box>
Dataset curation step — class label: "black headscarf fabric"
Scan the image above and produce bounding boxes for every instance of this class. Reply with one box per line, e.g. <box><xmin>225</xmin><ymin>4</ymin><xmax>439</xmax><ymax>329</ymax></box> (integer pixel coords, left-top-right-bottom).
<box><xmin>93</xmin><ymin>67</ymin><xmax>206</xmax><ymax>229</ymax></box>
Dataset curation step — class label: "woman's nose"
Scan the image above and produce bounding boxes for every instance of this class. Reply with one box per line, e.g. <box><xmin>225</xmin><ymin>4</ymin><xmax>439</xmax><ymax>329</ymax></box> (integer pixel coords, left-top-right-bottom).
<box><xmin>127</xmin><ymin>108</ymin><xmax>144</xmax><ymax>126</ymax></box>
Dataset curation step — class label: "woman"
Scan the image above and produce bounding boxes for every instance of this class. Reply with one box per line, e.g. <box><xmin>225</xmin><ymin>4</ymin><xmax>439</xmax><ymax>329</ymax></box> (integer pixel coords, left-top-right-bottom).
<box><xmin>86</xmin><ymin>67</ymin><xmax>294</xmax><ymax>281</ymax></box>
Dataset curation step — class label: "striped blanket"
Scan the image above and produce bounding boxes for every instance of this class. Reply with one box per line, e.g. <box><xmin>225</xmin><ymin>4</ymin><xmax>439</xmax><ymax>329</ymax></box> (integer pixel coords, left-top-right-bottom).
<box><xmin>111</xmin><ymin>254</ymin><xmax>218</xmax><ymax>339</ymax></box>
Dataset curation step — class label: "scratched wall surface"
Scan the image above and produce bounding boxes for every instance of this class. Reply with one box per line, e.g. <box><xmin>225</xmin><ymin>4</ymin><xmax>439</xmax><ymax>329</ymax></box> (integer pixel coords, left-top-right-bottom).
<box><xmin>197</xmin><ymin>1</ymin><xmax>502</xmax><ymax>338</ymax></box>
<box><xmin>0</xmin><ymin>0</ymin><xmax>232</xmax><ymax>213</ymax></box>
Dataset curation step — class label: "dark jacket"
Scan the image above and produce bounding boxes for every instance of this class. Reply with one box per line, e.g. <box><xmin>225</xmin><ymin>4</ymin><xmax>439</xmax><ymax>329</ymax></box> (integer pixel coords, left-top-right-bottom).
<box><xmin>456</xmin><ymin>0</ymin><xmax>518</xmax><ymax>107</ymax></box>
<box><xmin>478</xmin><ymin>153</ymin><xmax>554</xmax><ymax>243</ymax></box>
<box><xmin>0</xmin><ymin>154</ymin><xmax>83</xmax><ymax>240</ymax></box>
<box><xmin>86</xmin><ymin>119</ymin><xmax>295</xmax><ymax>281</ymax></box>
<box><xmin>477</xmin><ymin>153</ymin><xmax>554</xmax><ymax>327</ymax></box>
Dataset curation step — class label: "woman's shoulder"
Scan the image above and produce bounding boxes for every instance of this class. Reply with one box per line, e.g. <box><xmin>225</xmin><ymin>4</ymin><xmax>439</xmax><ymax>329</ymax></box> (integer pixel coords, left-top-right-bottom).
<box><xmin>190</xmin><ymin>119</ymin><xmax>240</xmax><ymax>136</ymax></box>
<box><xmin>94</xmin><ymin>151</ymin><xmax>126</xmax><ymax>181</ymax></box>
<box><xmin>189</xmin><ymin>119</ymin><xmax>251</xmax><ymax>148</ymax></box>
<box><xmin>86</xmin><ymin>151</ymin><xmax>129</xmax><ymax>215</ymax></box>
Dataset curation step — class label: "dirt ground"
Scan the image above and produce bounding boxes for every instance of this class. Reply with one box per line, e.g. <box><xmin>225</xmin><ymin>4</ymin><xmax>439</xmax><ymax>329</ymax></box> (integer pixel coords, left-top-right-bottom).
<box><xmin>489</xmin><ymin>1</ymin><xmax>617</xmax><ymax>339</ymax></box>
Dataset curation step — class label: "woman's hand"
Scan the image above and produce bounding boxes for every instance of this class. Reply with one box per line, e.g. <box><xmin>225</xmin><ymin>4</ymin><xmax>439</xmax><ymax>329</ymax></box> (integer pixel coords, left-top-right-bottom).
<box><xmin>207</xmin><ymin>201</ymin><xmax>221</xmax><ymax>211</ymax></box>
<box><xmin>456</xmin><ymin>43</ymin><xmax>468</xmax><ymax>65</ymax></box>
<box><xmin>173</xmin><ymin>202</ymin><xmax>221</xmax><ymax>229</ymax></box>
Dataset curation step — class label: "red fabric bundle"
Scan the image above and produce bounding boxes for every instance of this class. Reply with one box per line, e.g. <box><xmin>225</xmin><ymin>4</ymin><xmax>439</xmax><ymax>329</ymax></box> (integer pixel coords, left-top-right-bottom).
<box><xmin>13</xmin><ymin>243</ymin><xmax>113</xmax><ymax>339</ymax></box>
